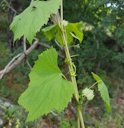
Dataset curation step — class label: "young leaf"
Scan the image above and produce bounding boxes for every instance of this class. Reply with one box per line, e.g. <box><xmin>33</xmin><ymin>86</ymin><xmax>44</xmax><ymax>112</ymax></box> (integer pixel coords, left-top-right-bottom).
<box><xmin>42</xmin><ymin>24</ymin><xmax>57</xmax><ymax>41</ymax></box>
<box><xmin>66</xmin><ymin>22</ymin><xmax>84</xmax><ymax>43</ymax></box>
<box><xmin>10</xmin><ymin>0</ymin><xmax>60</xmax><ymax>43</ymax></box>
<box><xmin>92</xmin><ymin>72</ymin><xmax>111</xmax><ymax>112</ymax></box>
<box><xmin>42</xmin><ymin>22</ymin><xmax>84</xmax><ymax>45</ymax></box>
<box><xmin>82</xmin><ymin>88</ymin><xmax>94</xmax><ymax>101</ymax></box>
<box><xmin>18</xmin><ymin>48</ymin><xmax>74</xmax><ymax>121</ymax></box>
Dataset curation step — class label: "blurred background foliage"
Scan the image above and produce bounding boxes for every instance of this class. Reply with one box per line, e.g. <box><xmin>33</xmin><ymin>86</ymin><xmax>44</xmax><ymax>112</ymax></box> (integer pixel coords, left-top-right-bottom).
<box><xmin>0</xmin><ymin>0</ymin><xmax>124</xmax><ymax>127</ymax></box>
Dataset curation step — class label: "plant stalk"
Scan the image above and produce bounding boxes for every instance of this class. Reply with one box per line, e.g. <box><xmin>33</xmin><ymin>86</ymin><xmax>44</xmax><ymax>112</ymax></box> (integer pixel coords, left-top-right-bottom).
<box><xmin>59</xmin><ymin>1</ymin><xmax>85</xmax><ymax>127</ymax></box>
<box><xmin>61</xmin><ymin>28</ymin><xmax>85</xmax><ymax>128</ymax></box>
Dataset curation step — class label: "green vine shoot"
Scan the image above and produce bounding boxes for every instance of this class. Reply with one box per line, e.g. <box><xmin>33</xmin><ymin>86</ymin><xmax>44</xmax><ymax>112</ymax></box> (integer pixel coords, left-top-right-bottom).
<box><xmin>10</xmin><ymin>0</ymin><xmax>111</xmax><ymax>127</ymax></box>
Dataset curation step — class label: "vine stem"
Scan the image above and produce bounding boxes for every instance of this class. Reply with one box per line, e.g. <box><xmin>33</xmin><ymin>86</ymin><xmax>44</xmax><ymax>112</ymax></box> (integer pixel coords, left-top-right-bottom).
<box><xmin>60</xmin><ymin>0</ymin><xmax>85</xmax><ymax>128</ymax></box>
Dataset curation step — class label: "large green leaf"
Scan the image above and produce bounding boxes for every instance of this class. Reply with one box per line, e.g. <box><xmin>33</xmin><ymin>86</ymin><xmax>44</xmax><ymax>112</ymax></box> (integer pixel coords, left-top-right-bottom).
<box><xmin>92</xmin><ymin>72</ymin><xmax>111</xmax><ymax>112</ymax></box>
<box><xmin>42</xmin><ymin>22</ymin><xmax>84</xmax><ymax>45</ymax></box>
<box><xmin>10</xmin><ymin>0</ymin><xmax>60</xmax><ymax>43</ymax></box>
<box><xmin>18</xmin><ymin>48</ymin><xmax>74</xmax><ymax>121</ymax></box>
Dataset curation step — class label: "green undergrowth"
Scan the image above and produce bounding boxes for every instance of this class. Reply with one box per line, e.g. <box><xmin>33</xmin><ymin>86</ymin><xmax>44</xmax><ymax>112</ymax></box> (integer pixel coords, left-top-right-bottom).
<box><xmin>0</xmin><ymin>41</ymin><xmax>41</xmax><ymax>102</ymax></box>
<box><xmin>0</xmin><ymin>40</ymin><xmax>124</xmax><ymax>127</ymax></box>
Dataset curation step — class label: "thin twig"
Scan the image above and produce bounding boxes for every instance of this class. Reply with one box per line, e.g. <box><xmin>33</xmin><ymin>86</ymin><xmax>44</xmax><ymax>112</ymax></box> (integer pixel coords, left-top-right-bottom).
<box><xmin>23</xmin><ymin>37</ymin><xmax>32</xmax><ymax>70</ymax></box>
<box><xmin>55</xmin><ymin>39</ymin><xmax>63</xmax><ymax>50</ymax></box>
<box><xmin>0</xmin><ymin>40</ymin><xmax>39</xmax><ymax>79</ymax></box>
<box><xmin>2</xmin><ymin>0</ymin><xmax>17</xmax><ymax>14</ymax></box>
<box><xmin>89</xmin><ymin>80</ymin><xmax>102</xmax><ymax>89</ymax></box>
<box><xmin>38</xmin><ymin>41</ymin><xmax>64</xmax><ymax>58</ymax></box>
<box><xmin>0</xmin><ymin>53</ymin><xmax>22</xmax><ymax>79</ymax></box>
<box><xmin>0</xmin><ymin>39</ymin><xmax>64</xmax><ymax>79</ymax></box>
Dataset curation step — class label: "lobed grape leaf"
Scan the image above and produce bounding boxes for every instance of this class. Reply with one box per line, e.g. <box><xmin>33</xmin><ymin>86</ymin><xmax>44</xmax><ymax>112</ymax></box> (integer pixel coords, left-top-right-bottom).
<box><xmin>18</xmin><ymin>48</ymin><xmax>74</xmax><ymax>121</ymax></box>
<box><xmin>10</xmin><ymin>0</ymin><xmax>60</xmax><ymax>43</ymax></box>
<box><xmin>42</xmin><ymin>22</ymin><xmax>84</xmax><ymax>45</ymax></box>
<box><xmin>92</xmin><ymin>72</ymin><xmax>111</xmax><ymax>112</ymax></box>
